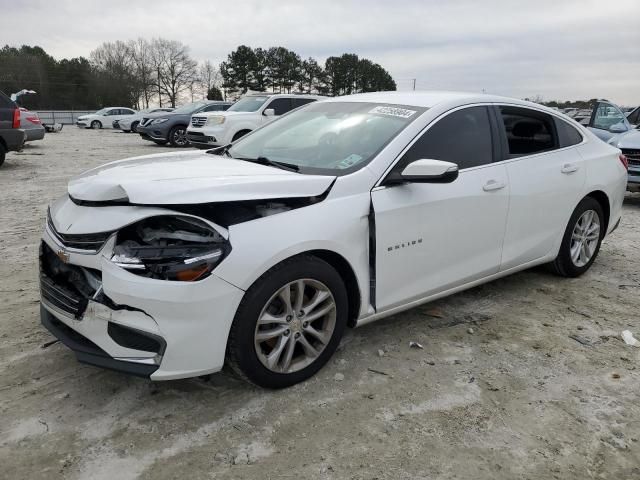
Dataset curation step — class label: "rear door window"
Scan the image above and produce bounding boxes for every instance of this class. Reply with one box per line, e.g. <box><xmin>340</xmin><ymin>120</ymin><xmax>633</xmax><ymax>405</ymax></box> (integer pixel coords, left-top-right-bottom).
<box><xmin>498</xmin><ymin>106</ymin><xmax>557</xmax><ymax>157</ymax></box>
<box><xmin>292</xmin><ymin>98</ymin><xmax>317</xmax><ymax>109</ymax></box>
<box><xmin>397</xmin><ymin>106</ymin><xmax>493</xmax><ymax>170</ymax></box>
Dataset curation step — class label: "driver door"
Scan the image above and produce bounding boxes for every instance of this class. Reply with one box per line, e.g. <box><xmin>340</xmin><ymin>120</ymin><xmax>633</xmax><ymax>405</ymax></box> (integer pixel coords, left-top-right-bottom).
<box><xmin>372</xmin><ymin>106</ymin><xmax>510</xmax><ymax>310</ymax></box>
<box><xmin>587</xmin><ymin>101</ymin><xmax>630</xmax><ymax>142</ymax></box>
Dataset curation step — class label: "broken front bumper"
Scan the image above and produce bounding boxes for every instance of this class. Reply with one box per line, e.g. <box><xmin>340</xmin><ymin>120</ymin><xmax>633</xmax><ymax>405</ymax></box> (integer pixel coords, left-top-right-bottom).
<box><xmin>40</xmin><ymin>205</ymin><xmax>246</xmax><ymax>380</ymax></box>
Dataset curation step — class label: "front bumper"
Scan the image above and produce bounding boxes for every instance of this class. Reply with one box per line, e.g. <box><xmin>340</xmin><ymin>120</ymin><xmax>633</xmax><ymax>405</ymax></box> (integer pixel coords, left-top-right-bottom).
<box><xmin>186</xmin><ymin>129</ymin><xmax>219</xmax><ymax>148</ymax></box>
<box><xmin>76</xmin><ymin>120</ymin><xmax>90</xmax><ymax>128</ymax></box>
<box><xmin>627</xmin><ymin>166</ymin><xmax>640</xmax><ymax>191</ymax></box>
<box><xmin>40</xmin><ymin>203</ymin><xmax>245</xmax><ymax>380</ymax></box>
<box><xmin>138</xmin><ymin>123</ymin><xmax>170</xmax><ymax>142</ymax></box>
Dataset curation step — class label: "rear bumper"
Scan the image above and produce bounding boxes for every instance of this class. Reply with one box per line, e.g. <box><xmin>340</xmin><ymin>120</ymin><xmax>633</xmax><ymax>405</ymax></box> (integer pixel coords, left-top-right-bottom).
<box><xmin>25</xmin><ymin>127</ymin><xmax>45</xmax><ymax>142</ymax></box>
<box><xmin>0</xmin><ymin>128</ymin><xmax>26</xmax><ymax>151</ymax></box>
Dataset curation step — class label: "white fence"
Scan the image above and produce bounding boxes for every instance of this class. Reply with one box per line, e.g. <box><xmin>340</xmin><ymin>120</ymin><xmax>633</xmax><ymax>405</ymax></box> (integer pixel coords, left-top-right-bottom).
<box><xmin>35</xmin><ymin>111</ymin><xmax>94</xmax><ymax>125</ymax></box>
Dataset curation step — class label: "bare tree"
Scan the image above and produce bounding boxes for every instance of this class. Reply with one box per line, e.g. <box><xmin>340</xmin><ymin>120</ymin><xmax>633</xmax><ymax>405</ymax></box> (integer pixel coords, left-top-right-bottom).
<box><xmin>90</xmin><ymin>41</ymin><xmax>137</xmax><ymax>106</ymax></box>
<box><xmin>129</xmin><ymin>38</ymin><xmax>155</xmax><ymax>109</ymax></box>
<box><xmin>151</xmin><ymin>38</ymin><xmax>198</xmax><ymax>107</ymax></box>
<box><xmin>199</xmin><ymin>60</ymin><xmax>221</xmax><ymax>99</ymax></box>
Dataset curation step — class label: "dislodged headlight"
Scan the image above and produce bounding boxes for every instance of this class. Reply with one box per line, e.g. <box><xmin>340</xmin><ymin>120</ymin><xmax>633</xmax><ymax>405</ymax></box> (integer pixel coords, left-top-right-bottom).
<box><xmin>151</xmin><ymin>118</ymin><xmax>169</xmax><ymax>124</ymax></box>
<box><xmin>206</xmin><ymin>116</ymin><xmax>225</xmax><ymax>126</ymax></box>
<box><xmin>111</xmin><ymin>216</ymin><xmax>230</xmax><ymax>282</ymax></box>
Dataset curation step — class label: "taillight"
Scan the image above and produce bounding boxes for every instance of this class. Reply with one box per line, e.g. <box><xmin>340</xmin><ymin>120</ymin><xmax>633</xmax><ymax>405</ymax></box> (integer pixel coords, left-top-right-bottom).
<box><xmin>12</xmin><ymin>108</ymin><xmax>20</xmax><ymax>129</ymax></box>
<box><xmin>619</xmin><ymin>154</ymin><xmax>628</xmax><ymax>171</ymax></box>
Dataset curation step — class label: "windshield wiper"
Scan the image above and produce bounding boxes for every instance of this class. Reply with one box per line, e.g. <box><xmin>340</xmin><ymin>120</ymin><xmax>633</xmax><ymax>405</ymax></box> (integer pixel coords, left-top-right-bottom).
<box><xmin>206</xmin><ymin>144</ymin><xmax>233</xmax><ymax>157</ymax></box>
<box><xmin>233</xmin><ymin>156</ymin><xmax>300</xmax><ymax>172</ymax></box>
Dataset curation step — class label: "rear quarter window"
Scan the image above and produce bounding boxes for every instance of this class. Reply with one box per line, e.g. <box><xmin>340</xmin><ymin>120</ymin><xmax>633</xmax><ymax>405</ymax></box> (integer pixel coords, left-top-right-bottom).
<box><xmin>554</xmin><ymin>118</ymin><xmax>583</xmax><ymax>147</ymax></box>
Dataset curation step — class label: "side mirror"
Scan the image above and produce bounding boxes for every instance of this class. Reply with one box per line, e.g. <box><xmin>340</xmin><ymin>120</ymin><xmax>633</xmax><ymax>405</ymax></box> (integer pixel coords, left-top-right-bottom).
<box><xmin>263</xmin><ymin>108</ymin><xmax>275</xmax><ymax>117</ymax></box>
<box><xmin>609</xmin><ymin>123</ymin><xmax>627</xmax><ymax>134</ymax></box>
<box><xmin>386</xmin><ymin>159</ymin><xmax>459</xmax><ymax>185</ymax></box>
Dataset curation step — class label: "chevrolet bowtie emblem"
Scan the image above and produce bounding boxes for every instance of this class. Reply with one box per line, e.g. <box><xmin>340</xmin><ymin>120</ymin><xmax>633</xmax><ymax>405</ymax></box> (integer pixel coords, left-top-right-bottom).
<box><xmin>56</xmin><ymin>249</ymin><xmax>70</xmax><ymax>263</ymax></box>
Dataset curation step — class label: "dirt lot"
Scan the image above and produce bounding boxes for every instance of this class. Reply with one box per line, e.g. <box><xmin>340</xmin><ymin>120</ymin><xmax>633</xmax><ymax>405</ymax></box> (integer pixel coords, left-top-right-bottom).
<box><xmin>1</xmin><ymin>127</ymin><xmax>639</xmax><ymax>480</ymax></box>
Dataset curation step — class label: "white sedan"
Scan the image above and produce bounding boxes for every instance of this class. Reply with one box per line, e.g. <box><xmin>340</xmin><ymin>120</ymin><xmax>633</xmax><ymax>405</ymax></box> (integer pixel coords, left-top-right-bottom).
<box><xmin>117</xmin><ymin>107</ymin><xmax>174</xmax><ymax>133</ymax></box>
<box><xmin>41</xmin><ymin>92</ymin><xmax>627</xmax><ymax>388</ymax></box>
<box><xmin>76</xmin><ymin>107</ymin><xmax>137</xmax><ymax>129</ymax></box>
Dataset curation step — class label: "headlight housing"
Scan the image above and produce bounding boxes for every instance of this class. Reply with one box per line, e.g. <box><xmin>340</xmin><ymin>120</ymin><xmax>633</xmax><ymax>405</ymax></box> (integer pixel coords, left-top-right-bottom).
<box><xmin>206</xmin><ymin>116</ymin><xmax>225</xmax><ymax>126</ymax></box>
<box><xmin>111</xmin><ymin>216</ymin><xmax>230</xmax><ymax>282</ymax></box>
<box><xmin>152</xmin><ymin>118</ymin><xmax>169</xmax><ymax>124</ymax></box>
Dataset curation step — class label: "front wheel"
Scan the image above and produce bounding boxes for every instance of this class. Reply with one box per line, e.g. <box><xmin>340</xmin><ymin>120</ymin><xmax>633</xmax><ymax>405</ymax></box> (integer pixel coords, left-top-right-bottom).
<box><xmin>549</xmin><ymin>197</ymin><xmax>605</xmax><ymax>277</ymax></box>
<box><xmin>226</xmin><ymin>255</ymin><xmax>348</xmax><ymax>388</ymax></box>
<box><xmin>90</xmin><ymin>120</ymin><xmax>102</xmax><ymax>129</ymax></box>
<box><xmin>0</xmin><ymin>144</ymin><xmax>5</xmax><ymax>167</ymax></box>
<box><xmin>168</xmin><ymin>125</ymin><xmax>188</xmax><ymax>147</ymax></box>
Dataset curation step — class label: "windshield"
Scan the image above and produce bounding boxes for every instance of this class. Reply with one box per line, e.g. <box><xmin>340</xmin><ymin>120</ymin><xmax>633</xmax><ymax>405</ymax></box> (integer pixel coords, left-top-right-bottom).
<box><xmin>172</xmin><ymin>101</ymin><xmax>209</xmax><ymax>115</ymax></box>
<box><xmin>228</xmin><ymin>102</ymin><xmax>425</xmax><ymax>174</ymax></box>
<box><xmin>228</xmin><ymin>96</ymin><xmax>269</xmax><ymax>112</ymax></box>
<box><xmin>94</xmin><ymin>108</ymin><xmax>109</xmax><ymax>115</ymax></box>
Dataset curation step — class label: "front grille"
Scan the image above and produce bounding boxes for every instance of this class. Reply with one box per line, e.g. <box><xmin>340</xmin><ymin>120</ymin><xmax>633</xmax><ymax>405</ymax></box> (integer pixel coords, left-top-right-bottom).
<box><xmin>621</xmin><ymin>149</ymin><xmax>640</xmax><ymax>167</ymax></box>
<box><xmin>191</xmin><ymin>116</ymin><xmax>206</xmax><ymax>127</ymax></box>
<box><xmin>40</xmin><ymin>242</ymin><xmax>101</xmax><ymax>318</ymax></box>
<box><xmin>140</xmin><ymin>117</ymin><xmax>151</xmax><ymax>126</ymax></box>
<box><xmin>47</xmin><ymin>210</ymin><xmax>112</xmax><ymax>251</ymax></box>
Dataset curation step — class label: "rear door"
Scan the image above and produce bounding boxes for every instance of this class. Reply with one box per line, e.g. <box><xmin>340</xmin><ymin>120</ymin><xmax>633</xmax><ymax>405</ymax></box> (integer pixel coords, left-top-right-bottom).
<box><xmin>372</xmin><ymin>105</ymin><xmax>510</xmax><ymax>310</ymax></box>
<box><xmin>496</xmin><ymin>105</ymin><xmax>586</xmax><ymax>270</ymax></box>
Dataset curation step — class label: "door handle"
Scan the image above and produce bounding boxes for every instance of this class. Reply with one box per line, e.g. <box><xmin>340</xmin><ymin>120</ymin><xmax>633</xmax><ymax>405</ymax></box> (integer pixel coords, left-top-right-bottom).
<box><xmin>561</xmin><ymin>163</ymin><xmax>579</xmax><ymax>174</ymax></box>
<box><xmin>483</xmin><ymin>180</ymin><xmax>506</xmax><ymax>192</ymax></box>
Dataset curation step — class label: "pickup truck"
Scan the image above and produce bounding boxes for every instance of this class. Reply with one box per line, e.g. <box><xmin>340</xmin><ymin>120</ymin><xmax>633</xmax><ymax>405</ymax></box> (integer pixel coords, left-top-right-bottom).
<box><xmin>0</xmin><ymin>90</ymin><xmax>26</xmax><ymax>167</ymax></box>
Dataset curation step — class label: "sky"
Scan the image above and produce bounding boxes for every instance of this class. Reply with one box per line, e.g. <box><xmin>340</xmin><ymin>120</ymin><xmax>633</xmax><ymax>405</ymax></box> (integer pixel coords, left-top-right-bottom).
<box><xmin>2</xmin><ymin>0</ymin><xmax>639</xmax><ymax>105</ymax></box>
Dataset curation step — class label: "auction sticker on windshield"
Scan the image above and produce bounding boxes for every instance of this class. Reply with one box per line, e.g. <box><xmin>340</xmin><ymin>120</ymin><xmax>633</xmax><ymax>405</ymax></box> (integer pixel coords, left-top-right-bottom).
<box><xmin>369</xmin><ymin>106</ymin><xmax>417</xmax><ymax>118</ymax></box>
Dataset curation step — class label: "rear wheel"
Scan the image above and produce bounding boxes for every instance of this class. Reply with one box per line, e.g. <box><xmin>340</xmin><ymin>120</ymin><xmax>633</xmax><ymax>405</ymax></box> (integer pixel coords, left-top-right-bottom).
<box><xmin>131</xmin><ymin>121</ymin><xmax>140</xmax><ymax>133</ymax></box>
<box><xmin>90</xmin><ymin>120</ymin><xmax>102</xmax><ymax>129</ymax></box>
<box><xmin>168</xmin><ymin>125</ymin><xmax>189</xmax><ymax>147</ymax></box>
<box><xmin>549</xmin><ymin>197</ymin><xmax>604</xmax><ymax>277</ymax></box>
<box><xmin>226</xmin><ymin>255</ymin><xmax>348</xmax><ymax>388</ymax></box>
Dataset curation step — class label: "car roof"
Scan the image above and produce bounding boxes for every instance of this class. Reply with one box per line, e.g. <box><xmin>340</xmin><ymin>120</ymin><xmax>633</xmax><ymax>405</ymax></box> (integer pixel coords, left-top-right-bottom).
<box><xmin>245</xmin><ymin>93</ymin><xmax>324</xmax><ymax>100</ymax></box>
<box><xmin>328</xmin><ymin>91</ymin><xmax>549</xmax><ymax>110</ymax></box>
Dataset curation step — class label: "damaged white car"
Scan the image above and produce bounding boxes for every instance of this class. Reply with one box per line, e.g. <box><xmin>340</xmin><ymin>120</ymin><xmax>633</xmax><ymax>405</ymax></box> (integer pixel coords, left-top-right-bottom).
<box><xmin>40</xmin><ymin>92</ymin><xmax>627</xmax><ymax>388</ymax></box>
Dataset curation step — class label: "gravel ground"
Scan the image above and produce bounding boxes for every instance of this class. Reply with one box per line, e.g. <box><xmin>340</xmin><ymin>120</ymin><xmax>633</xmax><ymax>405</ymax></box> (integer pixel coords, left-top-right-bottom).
<box><xmin>1</xmin><ymin>128</ymin><xmax>639</xmax><ymax>480</ymax></box>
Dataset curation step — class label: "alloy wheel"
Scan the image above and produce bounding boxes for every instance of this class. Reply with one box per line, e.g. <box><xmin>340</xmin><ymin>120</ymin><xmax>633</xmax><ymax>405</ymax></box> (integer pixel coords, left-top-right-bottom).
<box><xmin>254</xmin><ymin>279</ymin><xmax>336</xmax><ymax>374</ymax></box>
<box><xmin>173</xmin><ymin>128</ymin><xmax>188</xmax><ymax>146</ymax></box>
<box><xmin>570</xmin><ymin>209</ymin><xmax>600</xmax><ymax>267</ymax></box>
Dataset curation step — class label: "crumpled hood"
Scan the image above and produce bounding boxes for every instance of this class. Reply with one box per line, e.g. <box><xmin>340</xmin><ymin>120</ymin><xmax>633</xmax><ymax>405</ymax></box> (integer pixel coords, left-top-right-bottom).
<box><xmin>68</xmin><ymin>151</ymin><xmax>335</xmax><ymax>205</ymax></box>
<box><xmin>608</xmin><ymin>128</ymin><xmax>640</xmax><ymax>149</ymax></box>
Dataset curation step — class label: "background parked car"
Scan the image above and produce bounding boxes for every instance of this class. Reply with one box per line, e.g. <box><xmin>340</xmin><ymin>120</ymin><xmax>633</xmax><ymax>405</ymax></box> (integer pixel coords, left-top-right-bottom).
<box><xmin>117</xmin><ymin>107</ymin><xmax>174</xmax><ymax>133</ymax></box>
<box><xmin>0</xmin><ymin>90</ymin><xmax>26</xmax><ymax>167</ymax></box>
<box><xmin>625</xmin><ymin>106</ymin><xmax>640</xmax><ymax>127</ymax></box>
<box><xmin>76</xmin><ymin>107</ymin><xmax>137</xmax><ymax>129</ymax></box>
<box><xmin>137</xmin><ymin>100</ymin><xmax>232</xmax><ymax>147</ymax></box>
<box><xmin>186</xmin><ymin>93</ymin><xmax>322</xmax><ymax>149</ymax></box>
<box><xmin>583</xmin><ymin>100</ymin><xmax>634</xmax><ymax>143</ymax></box>
<box><xmin>19</xmin><ymin>108</ymin><xmax>45</xmax><ymax>142</ymax></box>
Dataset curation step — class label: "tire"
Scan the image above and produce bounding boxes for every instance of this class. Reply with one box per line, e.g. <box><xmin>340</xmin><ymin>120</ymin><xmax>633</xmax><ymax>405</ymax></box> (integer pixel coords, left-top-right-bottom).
<box><xmin>232</xmin><ymin>129</ymin><xmax>251</xmax><ymax>142</ymax></box>
<box><xmin>0</xmin><ymin>144</ymin><xmax>5</xmax><ymax>167</ymax></box>
<box><xmin>168</xmin><ymin>125</ymin><xmax>189</xmax><ymax>147</ymax></box>
<box><xmin>226</xmin><ymin>255</ymin><xmax>348</xmax><ymax>389</ymax></box>
<box><xmin>549</xmin><ymin>196</ymin><xmax>605</xmax><ymax>277</ymax></box>
<box><xmin>90</xmin><ymin>120</ymin><xmax>102</xmax><ymax>129</ymax></box>
<box><xmin>131</xmin><ymin>121</ymin><xmax>140</xmax><ymax>133</ymax></box>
